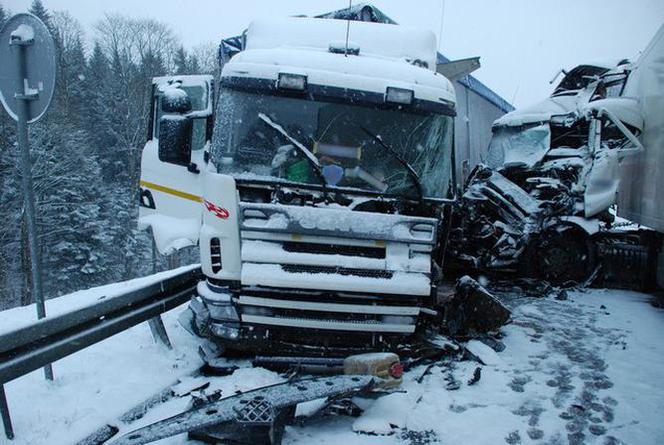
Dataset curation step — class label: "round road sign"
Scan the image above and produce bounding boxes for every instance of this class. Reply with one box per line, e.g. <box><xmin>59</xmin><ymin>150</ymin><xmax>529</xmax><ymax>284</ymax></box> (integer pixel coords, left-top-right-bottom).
<box><xmin>0</xmin><ymin>13</ymin><xmax>56</xmax><ymax>123</ymax></box>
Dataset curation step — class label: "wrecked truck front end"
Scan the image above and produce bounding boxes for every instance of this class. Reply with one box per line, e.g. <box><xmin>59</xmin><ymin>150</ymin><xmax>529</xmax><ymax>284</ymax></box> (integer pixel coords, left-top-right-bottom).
<box><xmin>447</xmin><ymin>61</ymin><xmax>652</xmax><ymax>285</ymax></box>
<box><xmin>189</xmin><ymin>196</ymin><xmax>442</xmax><ymax>355</ymax></box>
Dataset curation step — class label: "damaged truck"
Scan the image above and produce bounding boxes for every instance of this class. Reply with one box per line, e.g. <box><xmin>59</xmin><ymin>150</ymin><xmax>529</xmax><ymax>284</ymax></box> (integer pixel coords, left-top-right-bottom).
<box><xmin>137</xmin><ymin>15</ymin><xmax>493</xmax><ymax>355</ymax></box>
<box><xmin>447</xmin><ymin>53</ymin><xmax>661</xmax><ymax>289</ymax></box>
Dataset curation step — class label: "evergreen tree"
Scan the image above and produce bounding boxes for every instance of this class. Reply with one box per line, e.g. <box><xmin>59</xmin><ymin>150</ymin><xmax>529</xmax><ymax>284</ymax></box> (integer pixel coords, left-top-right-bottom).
<box><xmin>0</xmin><ymin>3</ymin><xmax>7</xmax><ymax>28</ymax></box>
<box><xmin>84</xmin><ymin>43</ymin><xmax>116</xmax><ymax>164</ymax></box>
<box><xmin>28</xmin><ymin>123</ymin><xmax>106</xmax><ymax>295</ymax></box>
<box><xmin>29</xmin><ymin>0</ymin><xmax>55</xmax><ymax>35</ymax></box>
<box><xmin>174</xmin><ymin>46</ymin><xmax>189</xmax><ymax>75</ymax></box>
<box><xmin>62</xmin><ymin>35</ymin><xmax>88</xmax><ymax>123</ymax></box>
<box><xmin>189</xmin><ymin>54</ymin><xmax>201</xmax><ymax>74</ymax></box>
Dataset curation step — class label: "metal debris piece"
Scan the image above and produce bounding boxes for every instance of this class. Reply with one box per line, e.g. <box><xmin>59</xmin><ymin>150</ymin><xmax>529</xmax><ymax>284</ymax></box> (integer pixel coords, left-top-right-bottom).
<box><xmin>75</xmin><ymin>424</ymin><xmax>119</xmax><ymax>445</ymax></box>
<box><xmin>110</xmin><ymin>375</ymin><xmax>378</xmax><ymax>445</ymax></box>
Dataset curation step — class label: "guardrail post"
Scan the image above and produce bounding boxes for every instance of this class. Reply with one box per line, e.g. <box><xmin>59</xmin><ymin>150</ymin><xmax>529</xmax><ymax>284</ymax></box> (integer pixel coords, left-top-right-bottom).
<box><xmin>147</xmin><ymin>236</ymin><xmax>173</xmax><ymax>349</ymax></box>
<box><xmin>148</xmin><ymin>316</ymin><xmax>172</xmax><ymax>349</ymax></box>
<box><xmin>0</xmin><ymin>384</ymin><xmax>14</xmax><ymax>440</ymax></box>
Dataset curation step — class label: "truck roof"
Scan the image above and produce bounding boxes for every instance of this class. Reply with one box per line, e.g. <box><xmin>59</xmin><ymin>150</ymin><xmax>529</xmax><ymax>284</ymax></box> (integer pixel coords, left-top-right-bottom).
<box><xmin>245</xmin><ymin>17</ymin><xmax>438</xmax><ymax>70</ymax></box>
<box><xmin>222</xmin><ymin>17</ymin><xmax>456</xmax><ymax>108</ymax></box>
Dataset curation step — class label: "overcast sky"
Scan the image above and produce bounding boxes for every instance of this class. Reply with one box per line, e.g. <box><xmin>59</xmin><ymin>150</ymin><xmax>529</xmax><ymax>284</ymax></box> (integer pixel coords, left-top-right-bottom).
<box><xmin>4</xmin><ymin>0</ymin><xmax>663</xmax><ymax>107</ymax></box>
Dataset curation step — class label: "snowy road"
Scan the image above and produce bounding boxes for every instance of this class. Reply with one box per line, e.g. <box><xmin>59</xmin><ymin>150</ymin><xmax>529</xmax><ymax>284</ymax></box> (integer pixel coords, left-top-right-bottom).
<box><xmin>1</xmin><ymin>281</ymin><xmax>663</xmax><ymax>444</ymax></box>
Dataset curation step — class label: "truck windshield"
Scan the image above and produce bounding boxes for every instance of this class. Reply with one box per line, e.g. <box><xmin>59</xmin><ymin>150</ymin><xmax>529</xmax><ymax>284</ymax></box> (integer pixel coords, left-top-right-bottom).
<box><xmin>486</xmin><ymin>124</ymin><xmax>551</xmax><ymax>170</ymax></box>
<box><xmin>211</xmin><ymin>88</ymin><xmax>454</xmax><ymax>200</ymax></box>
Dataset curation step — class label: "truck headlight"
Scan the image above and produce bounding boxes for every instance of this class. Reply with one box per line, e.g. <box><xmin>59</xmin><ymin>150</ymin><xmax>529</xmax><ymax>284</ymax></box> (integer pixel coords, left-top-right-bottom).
<box><xmin>278</xmin><ymin>73</ymin><xmax>307</xmax><ymax>91</ymax></box>
<box><xmin>385</xmin><ymin>87</ymin><xmax>414</xmax><ymax>105</ymax></box>
<box><xmin>208</xmin><ymin>302</ymin><xmax>239</xmax><ymax>321</ymax></box>
<box><xmin>210</xmin><ymin>323</ymin><xmax>240</xmax><ymax>340</ymax></box>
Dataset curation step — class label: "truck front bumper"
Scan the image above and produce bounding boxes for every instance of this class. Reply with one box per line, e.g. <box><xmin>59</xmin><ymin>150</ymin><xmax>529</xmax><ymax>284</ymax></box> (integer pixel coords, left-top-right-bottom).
<box><xmin>184</xmin><ymin>280</ymin><xmax>429</xmax><ymax>355</ymax></box>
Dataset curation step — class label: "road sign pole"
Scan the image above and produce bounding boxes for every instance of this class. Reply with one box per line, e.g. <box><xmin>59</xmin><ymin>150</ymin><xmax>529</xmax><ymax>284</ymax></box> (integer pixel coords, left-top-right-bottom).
<box><xmin>13</xmin><ymin>37</ymin><xmax>53</xmax><ymax>382</ymax></box>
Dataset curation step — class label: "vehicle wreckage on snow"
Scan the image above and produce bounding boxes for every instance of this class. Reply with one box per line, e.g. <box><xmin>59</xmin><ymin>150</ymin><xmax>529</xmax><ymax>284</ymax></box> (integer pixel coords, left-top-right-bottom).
<box><xmin>446</xmin><ymin>59</ymin><xmax>661</xmax><ymax>288</ymax></box>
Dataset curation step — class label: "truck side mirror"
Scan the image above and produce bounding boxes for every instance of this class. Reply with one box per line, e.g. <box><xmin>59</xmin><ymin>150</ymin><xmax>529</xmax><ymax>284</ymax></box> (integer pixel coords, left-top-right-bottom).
<box><xmin>161</xmin><ymin>87</ymin><xmax>192</xmax><ymax>114</ymax></box>
<box><xmin>159</xmin><ymin>115</ymin><xmax>193</xmax><ymax>166</ymax></box>
<box><xmin>158</xmin><ymin>87</ymin><xmax>193</xmax><ymax>166</ymax></box>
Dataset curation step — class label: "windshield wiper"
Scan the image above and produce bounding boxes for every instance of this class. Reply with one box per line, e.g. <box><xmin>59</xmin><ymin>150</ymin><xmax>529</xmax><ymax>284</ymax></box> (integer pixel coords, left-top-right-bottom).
<box><xmin>361</xmin><ymin>127</ymin><xmax>423</xmax><ymax>201</ymax></box>
<box><xmin>258</xmin><ymin>113</ymin><xmax>329</xmax><ymax>202</ymax></box>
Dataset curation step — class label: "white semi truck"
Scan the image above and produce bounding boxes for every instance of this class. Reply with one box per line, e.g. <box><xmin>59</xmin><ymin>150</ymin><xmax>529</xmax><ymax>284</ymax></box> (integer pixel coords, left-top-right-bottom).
<box><xmin>138</xmin><ymin>17</ymin><xmax>458</xmax><ymax>354</ymax></box>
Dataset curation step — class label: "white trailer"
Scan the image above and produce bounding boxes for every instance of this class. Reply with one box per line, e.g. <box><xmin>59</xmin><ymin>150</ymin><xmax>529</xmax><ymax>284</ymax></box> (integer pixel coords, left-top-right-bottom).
<box><xmin>617</xmin><ymin>24</ymin><xmax>664</xmax><ymax>286</ymax></box>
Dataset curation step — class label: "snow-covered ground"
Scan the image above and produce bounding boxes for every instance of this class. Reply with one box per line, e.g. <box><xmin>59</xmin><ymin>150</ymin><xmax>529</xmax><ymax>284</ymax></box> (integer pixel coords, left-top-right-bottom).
<box><xmin>1</xmin><ymin>278</ymin><xmax>663</xmax><ymax>444</ymax></box>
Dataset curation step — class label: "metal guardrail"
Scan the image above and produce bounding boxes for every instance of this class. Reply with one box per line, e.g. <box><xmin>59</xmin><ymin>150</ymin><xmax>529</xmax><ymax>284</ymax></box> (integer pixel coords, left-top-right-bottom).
<box><xmin>0</xmin><ymin>266</ymin><xmax>202</xmax><ymax>439</ymax></box>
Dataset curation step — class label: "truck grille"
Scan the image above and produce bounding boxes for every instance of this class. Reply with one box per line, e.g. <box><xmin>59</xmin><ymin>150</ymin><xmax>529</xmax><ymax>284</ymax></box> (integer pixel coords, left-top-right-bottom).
<box><xmin>282</xmin><ymin>241</ymin><xmax>385</xmax><ymax>258</ymax></box>
<box><xmin>281</xmin><ymin>264</ymin><xmax>394</xmax><ymax>279</ymax></box>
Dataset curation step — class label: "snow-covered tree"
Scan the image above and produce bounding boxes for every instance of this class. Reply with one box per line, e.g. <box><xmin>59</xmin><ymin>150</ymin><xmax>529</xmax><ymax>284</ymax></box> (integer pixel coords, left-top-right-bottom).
<box><xmin>0</xmin><ymin>3</ymin><xmax>7</xmax><ymax>28</ymax></box>
<box><xmin>0</xmin><ymin>5</ymin><xmax>196</xmax><ymax>309</ymax></box>
<box><xmin>52</xmin><ymin>12</ymin><xmax>89</xmax><ymax>124</ymax></box>
<box><xmin>29</xmin><ymin>0</ymin><xmax>55</xmax><ymax>36</ymax></box>
<box><xmin>174</xmin><ymin>46</ymin><xmax>189</xmax><ymax>75</ymax></box>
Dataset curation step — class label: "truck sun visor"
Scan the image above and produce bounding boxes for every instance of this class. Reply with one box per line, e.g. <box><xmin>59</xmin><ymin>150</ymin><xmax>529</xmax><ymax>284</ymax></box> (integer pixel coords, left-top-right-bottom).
<box><xmin>314</xmin><ymin>142</ymin><xmax>362</xmax><ymax>159</ymax></box>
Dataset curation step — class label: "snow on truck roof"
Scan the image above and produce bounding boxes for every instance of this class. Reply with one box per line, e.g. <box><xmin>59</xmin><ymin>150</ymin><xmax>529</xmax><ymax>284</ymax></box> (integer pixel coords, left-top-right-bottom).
<box><xmin>245</xmin><ymin>17</ymin><xmax>438</xmax><ymax>71</ymax></box>
<box><xmin>222</xmin><ymin>17</ymin><xmax>455</xmax><ymax>106</ymax></box>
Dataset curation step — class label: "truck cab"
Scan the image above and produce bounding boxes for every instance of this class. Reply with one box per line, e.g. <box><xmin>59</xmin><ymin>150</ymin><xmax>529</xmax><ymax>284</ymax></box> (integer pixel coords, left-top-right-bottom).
<box><xmin>139</xmin><ymin>17</ymin><xmax>457</xmax><ymax>354</ymax></box>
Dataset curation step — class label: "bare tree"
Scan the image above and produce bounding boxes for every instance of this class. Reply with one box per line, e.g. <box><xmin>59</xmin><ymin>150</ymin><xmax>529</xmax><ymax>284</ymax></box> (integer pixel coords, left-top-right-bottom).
<box><xmin>191</xmin><ymin>42</ymin><xmax>219</xmax><ymax>75</ymax></box>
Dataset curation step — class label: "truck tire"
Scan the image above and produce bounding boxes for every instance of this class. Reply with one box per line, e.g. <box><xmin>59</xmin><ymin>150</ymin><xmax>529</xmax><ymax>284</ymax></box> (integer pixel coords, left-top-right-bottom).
<box><xmin>523</xmin><ymin>225</ymin><xmax>596</xmax><ymax>285</ymax></box>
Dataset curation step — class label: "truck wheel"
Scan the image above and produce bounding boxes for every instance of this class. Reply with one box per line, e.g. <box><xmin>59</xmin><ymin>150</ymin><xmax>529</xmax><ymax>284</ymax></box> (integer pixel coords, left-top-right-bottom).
<box><xmin>525</xmin><ymin>226</ymin><xmax>596</xmax><ymax>285</ymax></box>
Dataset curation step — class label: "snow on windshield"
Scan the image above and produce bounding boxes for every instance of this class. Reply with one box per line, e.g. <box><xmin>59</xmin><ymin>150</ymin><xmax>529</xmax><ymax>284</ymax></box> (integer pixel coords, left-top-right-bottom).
<box><xmin>211</xmin><ymin>88</ymin><xmax>454</xmax><ymax>199</ymax></box>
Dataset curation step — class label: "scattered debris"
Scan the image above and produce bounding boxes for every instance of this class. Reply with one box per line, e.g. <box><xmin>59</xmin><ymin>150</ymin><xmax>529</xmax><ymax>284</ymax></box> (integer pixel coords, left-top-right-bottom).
<box><xmin>467</xmin><ymin>367</ymin><xmax>482</xmax><ymax>386</ymax></box>
<box><xmin>109</xmin><ymin>352</ymin><xmax>406</xmax><ymax>445</ymax></box>
<box><xmin>172</xmin><ymin>378</ymin><xmax>210</xmax><ymax>397</ymax></box>
<box><xmin>110</xmin><ymin>375</ymin><xmax>381</xmax><ymax>445</ymax></box>
<box><xmin>465</xmin><ymin>340</ymin><xmax>502</xmax><ymax>366</ymax></box>
<box><xmin>442</xmin><ymin>276</ymin><xmax>512</xmax><ymax>337</ymax></box>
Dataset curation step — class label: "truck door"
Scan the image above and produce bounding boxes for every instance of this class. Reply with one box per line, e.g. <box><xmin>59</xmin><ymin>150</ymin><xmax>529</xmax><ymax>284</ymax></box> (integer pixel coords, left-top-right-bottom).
<box><xmin>583</xmin><ymin>97</ymin><xmax>644</xmax><ymax>218</ymax></box>
<box><xmin>138</xmin><ymin>75</ymin><xmax>214</xmax><ymax>254</ymax></box>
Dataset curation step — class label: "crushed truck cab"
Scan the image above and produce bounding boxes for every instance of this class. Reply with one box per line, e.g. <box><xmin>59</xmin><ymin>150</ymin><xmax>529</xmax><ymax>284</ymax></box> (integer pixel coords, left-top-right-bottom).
<box><xmin>139</xmin><ymin>17</ymin><xmax>457</xmax><ymax>354</ymax></box>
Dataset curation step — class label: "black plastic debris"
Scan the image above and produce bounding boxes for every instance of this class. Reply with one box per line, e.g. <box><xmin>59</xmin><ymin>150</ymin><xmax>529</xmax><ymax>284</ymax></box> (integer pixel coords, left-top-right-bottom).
<box><xmin>443</xmin><ymin>276</ymin><xmax>511</xmax><ymax>337</ymax></box>
<box><xmin>467</xmin><ymin>367</ymin><xmax>482</xmax><ymax>386</ymax></box>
